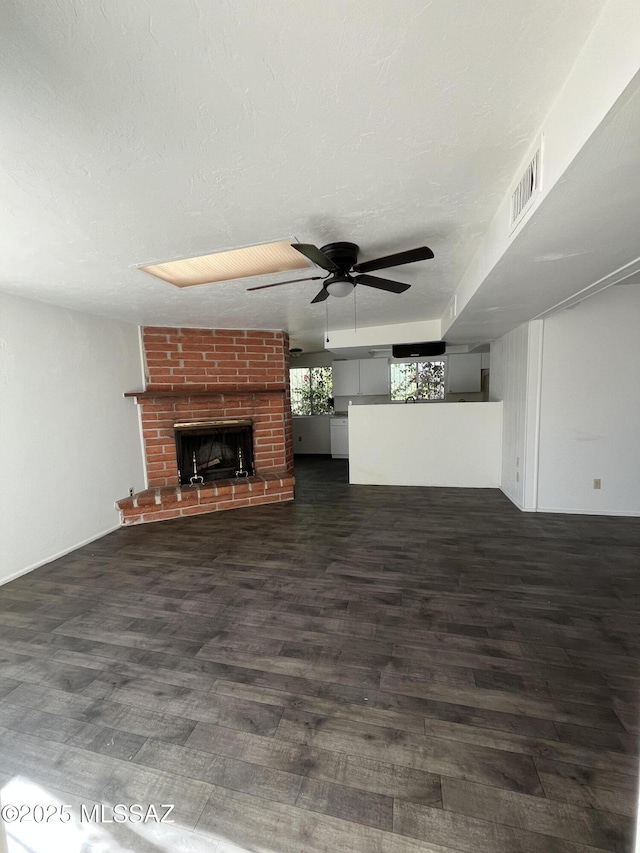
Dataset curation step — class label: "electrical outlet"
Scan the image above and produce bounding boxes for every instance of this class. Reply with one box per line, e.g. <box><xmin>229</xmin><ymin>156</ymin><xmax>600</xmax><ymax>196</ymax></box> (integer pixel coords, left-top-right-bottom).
<box><xmin>129</xmin><ymin>487</ymin><xmax>134</xmax><ymax>497</ymax></box>
<box><xmin>593</xmin><ymin>479</ymin><xmax>601</xmax><ymax>490</ymax></box>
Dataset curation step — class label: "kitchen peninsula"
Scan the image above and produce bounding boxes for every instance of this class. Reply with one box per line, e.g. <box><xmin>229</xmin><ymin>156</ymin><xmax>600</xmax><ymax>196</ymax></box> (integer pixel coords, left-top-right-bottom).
<box><xmin>348</xmin><ymin>402</ymin><xmax>502</xmax><ymax>487</ymax></box>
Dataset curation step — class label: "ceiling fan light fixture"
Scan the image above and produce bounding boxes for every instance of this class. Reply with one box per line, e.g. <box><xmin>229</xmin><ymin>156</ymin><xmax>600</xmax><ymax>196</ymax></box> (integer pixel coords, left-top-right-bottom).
<box><xmin>325</xmin><ymin>276</ymin><xmax>355</xmax><ymax>298</ymax></box>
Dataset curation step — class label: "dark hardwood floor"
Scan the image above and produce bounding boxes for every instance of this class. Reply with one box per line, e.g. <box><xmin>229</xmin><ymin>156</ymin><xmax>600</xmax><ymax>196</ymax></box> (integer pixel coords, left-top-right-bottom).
<box><xmin>0</xmin><ymin>456</ymin><xmax>638</xmax><ymax>852</ymax></box>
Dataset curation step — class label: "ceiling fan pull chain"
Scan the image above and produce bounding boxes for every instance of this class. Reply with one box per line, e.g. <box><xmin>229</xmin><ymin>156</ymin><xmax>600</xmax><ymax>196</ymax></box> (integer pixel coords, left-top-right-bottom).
<box><xmin>354</xmin><ymin>287</ymin><xmax>357</xmax><ymax>332</ymax></box>
<box><xmin>325</xmin><ymin>299</ymin><xmax>329</xmax><ymax>343</ymax></box>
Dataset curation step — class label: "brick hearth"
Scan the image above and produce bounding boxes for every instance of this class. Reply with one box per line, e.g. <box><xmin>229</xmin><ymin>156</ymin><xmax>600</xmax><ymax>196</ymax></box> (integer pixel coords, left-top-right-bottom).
<box><xmin>117</xmin><ymin>472</ymin><xmax>295</xmax><ymax>525</ymax></box>
<box><xmin>117</xmin><ymin>327</ymin><xmax>294</xmax><ymax>524</ymax></box>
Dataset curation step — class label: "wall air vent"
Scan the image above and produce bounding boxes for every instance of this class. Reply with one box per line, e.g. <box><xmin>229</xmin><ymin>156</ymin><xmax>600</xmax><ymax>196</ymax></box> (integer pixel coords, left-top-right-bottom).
<box><xmin>510</xmin><ymin>142</ymin><xmax>542</xmax><ymax>233</ymax></box>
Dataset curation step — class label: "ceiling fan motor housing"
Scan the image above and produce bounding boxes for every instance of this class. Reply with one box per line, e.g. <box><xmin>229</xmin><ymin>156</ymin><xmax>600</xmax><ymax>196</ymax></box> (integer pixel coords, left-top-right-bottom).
<box><xmin>319</xmin><ymin>242</ymin><xmax>360</xmax><ymax>273</ymax></box>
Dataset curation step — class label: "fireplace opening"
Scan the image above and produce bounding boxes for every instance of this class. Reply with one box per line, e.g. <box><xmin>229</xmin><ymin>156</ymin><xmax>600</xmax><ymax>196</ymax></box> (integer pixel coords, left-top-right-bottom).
<box><xmin>175</xmin><ymin>419</ymin><xmax>254</xmax><ymax>485</ymax></box>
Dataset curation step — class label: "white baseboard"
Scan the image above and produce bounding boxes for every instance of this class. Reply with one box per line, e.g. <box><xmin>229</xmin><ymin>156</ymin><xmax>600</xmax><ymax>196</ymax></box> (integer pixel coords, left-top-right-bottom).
<box><xmin>0</xmin><ymin>523</ymin><xmax>121</xmax><ymax>587</ymax></box>
<box><xmin>500</xmin><ymin>489</ymin><xmax>536</xmax><ymax>512</ymax></box>
<box><xmin>536</xmin><ymin>506</ymin><xmax>640</xmax><ymax>517</ymax></box>
<box><xmin>501</xmin><ymin>489</ymin><xmax>640</xmax><ymax>517</ymax></box>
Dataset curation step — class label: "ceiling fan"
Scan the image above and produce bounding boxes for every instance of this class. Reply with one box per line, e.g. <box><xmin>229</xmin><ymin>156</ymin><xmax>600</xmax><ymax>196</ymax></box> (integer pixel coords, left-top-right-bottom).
<box><xmin>246</xmin><ymin>242</ymin><xmax>434</xmax><ymax>303</ymax></box>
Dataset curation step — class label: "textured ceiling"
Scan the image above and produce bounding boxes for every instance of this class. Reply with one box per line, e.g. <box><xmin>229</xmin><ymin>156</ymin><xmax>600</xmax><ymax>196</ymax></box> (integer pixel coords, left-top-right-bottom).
<box><xmin>0</xmin><ymin>0</ymin><xmax>607</xmax><ymax>350</ymax></box>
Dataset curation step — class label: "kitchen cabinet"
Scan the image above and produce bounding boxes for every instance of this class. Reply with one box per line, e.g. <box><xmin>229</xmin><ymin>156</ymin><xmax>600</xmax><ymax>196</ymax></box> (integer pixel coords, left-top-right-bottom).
<box><xmin>359</xmin><ymin>358</ymin><xmax>390</xmax><ymax>395</ymax></box>
<box><xmin>447</xmin><ymin>354</ymin><xmax>482</xmax><ymax>393</ymax></box>
<box><xmin>292</xmin><ymin>416</ymin><xmax>331</xmax><ymax>455</ymax></box>
<box><xmin>332</xmin><ymin>358</ymin><xmax>389</xmax><ymax>396</ymax></box>
<box><xmin>332</xmin><ymin>360</ymin><xmax>360</xmax><ymax>396</ymax></box>
<box><xmin>330</xmin><ymin>417</ymin><xmax>349</xmax><ymax>458</ymax></box>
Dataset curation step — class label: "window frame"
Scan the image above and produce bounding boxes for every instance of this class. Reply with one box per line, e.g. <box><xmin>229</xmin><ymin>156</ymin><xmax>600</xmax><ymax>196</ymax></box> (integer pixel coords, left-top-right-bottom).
<box><xmin>389</xmin><ymin>357</ymin><xmax>447</xmax><ymax>403</ymax></box>
<box><xmin>289</xmin><ymin>366</ymin><xmax>334</xmax><ymax>416</ymax></box>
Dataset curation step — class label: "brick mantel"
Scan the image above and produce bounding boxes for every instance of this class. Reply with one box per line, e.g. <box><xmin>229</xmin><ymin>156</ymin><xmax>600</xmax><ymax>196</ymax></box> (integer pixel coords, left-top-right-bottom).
<box><xmin>123</xmin><ymin>386</ymin><xmax>286</xmax><ymax>398</ymax></box>
<box><xmin>117</xmin><ymin>327</ymin><xmax>294</xmax><ymax>524</ymax></box>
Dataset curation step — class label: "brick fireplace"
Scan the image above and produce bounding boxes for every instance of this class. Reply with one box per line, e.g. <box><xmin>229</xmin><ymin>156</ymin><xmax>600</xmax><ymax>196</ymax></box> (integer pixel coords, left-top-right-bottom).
<box><xmin>116</xmin><ymin>327</ymin><xmax>294</xmax><ymax>525</ymax></box>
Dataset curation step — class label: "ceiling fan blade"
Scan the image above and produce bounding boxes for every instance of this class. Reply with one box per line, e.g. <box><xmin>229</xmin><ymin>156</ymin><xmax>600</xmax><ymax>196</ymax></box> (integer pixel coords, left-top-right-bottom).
<box><xmin>311</xmin><ymin>287</ymin><xmax>330</xmax><ymax>303</ymax></box>
<box><xmin>246</xmin><ymin>276</ymin><xmax>324</xmax><ymax>292</ymax></box>
<box><xmin>355</xmin><ymin>274</ymin><xmax>411</xmax><ymax>294</ymax></box>
<box><xmin>292</xmin><ymin>243</ymin><xmax>341</xmax><ymax>273</ymax></box>
<box><xmin>353</xmin><ymin>246</ymin><xmax>434</xmax><ymax>274</ymax></box>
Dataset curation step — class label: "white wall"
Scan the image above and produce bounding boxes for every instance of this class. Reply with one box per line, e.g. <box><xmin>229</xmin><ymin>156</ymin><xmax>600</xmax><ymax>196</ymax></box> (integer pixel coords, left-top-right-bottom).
<box><xmin>537</xmin><ymin>286</ymin><xmax>640</xmax><ymax>515</ymax></box>
<box><xmin>291</xmin><ymin>351</ymin><xmax>333</xmax><ymax>368</ymax></box>
<box><xmin>348</xmin><ymin>403</ymin><xmax>502</xmax><ymax>488</ymax></box>
<box><xmin>490</xmin><ymin>320</ymin><xmax>542</xmax><ymax>509</ymax></box>
<box><xmin>0</xmin><ymin>294</ymin><xmax>146</xmax><ymax>583</ymax></box>
<box><xmin>327</xmin><ymin>319</ymin><xmax>441</xmax><ymax>353</ymax></box>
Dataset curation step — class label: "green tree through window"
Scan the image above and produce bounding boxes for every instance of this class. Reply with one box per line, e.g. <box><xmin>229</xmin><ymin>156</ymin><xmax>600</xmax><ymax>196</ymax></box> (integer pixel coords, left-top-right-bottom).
<box><xmin>290</xmin><ymin>367</ymin><xmax>333</xmax><ymax>415</ymax></box>
<box><xmin>390</xmin><ymin>361</ymin><xmax>445</xmax><ymax>401</ymax></box>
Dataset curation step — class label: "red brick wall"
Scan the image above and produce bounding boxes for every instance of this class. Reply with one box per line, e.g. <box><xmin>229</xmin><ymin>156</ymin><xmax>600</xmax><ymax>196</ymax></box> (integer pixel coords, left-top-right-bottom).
<box><xmin>139</xmin><ymin>328</ymin><xmax>293</xmax><ymax>488</ymax></box>
<box><xmin>143</xmin><ymin>327</ymin><xmax>289</xmax><ymax>390</ymax></box>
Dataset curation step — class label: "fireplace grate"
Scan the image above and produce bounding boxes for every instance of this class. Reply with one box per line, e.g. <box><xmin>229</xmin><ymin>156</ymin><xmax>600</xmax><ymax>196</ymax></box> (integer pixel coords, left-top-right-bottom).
<box><xmin>174</xmin><ymin>420</ymin><xmax>253</xmax><ymax>485</ymax></box>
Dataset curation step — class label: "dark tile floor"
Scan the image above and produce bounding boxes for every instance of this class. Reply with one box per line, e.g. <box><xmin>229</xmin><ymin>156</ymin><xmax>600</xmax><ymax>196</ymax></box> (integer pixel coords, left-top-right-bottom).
<box><xmin>0</xmin><ymin>456</ymin><xmax>638</xmax><ymax>852</ymax></box>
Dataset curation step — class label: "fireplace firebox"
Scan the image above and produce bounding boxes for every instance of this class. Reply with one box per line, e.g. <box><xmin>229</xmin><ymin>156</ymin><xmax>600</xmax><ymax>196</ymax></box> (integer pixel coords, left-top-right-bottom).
<box><xmin>175</xmin><ymin>419</ymin><xmax>254</xmax><ymax>485</ymax></box>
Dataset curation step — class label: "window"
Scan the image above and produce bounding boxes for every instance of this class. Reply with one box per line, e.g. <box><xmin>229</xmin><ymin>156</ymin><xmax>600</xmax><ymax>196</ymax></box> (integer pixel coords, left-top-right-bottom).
<box><xmin>290</xmin><ymin>367</ymin><xmax>333</xmax><ymax>415</ymax></box>
<box><xmin>390</xmin><ymin>360</ymin><xmax>445</xmax><ymax>402</ymax></box>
